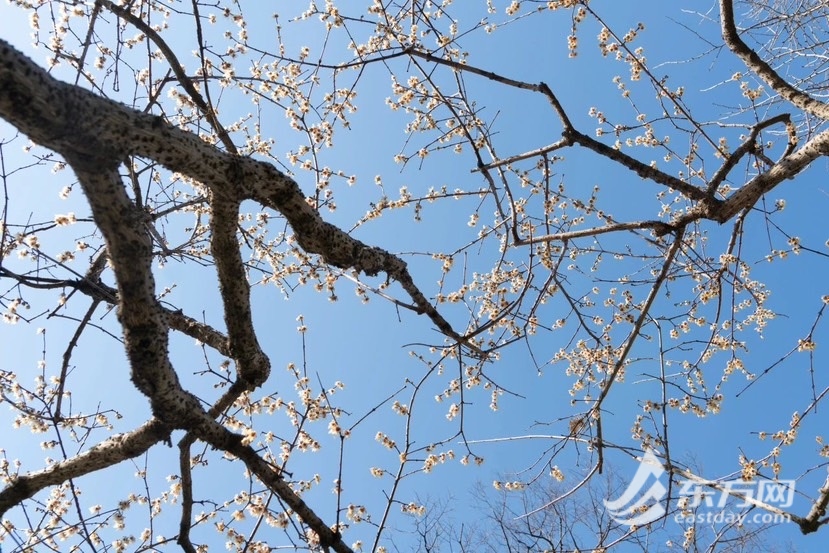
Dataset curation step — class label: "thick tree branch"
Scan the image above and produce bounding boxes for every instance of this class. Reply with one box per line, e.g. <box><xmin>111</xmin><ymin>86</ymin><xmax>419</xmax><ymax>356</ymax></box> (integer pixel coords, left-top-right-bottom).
<box><xmin>68</xmin><ymin>139</ymin><xmax>353</xmax><ymax>553</ymax></box>
<box><xmin>705</xmin><ymin>127</ymin><xmax>829</xmax><ymax>223</ymax></box>
<box><xmin>68</xmin><ymin>158</ymin><xmax>203</xmax><ymax>420</ymax></box>
<box><xmin>0</xmin><ymin>37</ymin><xmax>423</xmax><ymax>550</ymax></box>
<box><xmin>0</xmin><ymin>38</ymin><xmax>476</xmax><ymax>354</ymax></box>
<box><xmin>0</xmin><ymin>420</ymin><xmax>170</xmax><ymax>518</ymax></box>
<box><xmin>720</xmin><ymin>0</ymin><xmax>829</xmax><ymax>119</ymax></box>
<box><xmin>209</xmin><ymin>193</ymin><xmax>270</xmax><ymax>388</ymax></box>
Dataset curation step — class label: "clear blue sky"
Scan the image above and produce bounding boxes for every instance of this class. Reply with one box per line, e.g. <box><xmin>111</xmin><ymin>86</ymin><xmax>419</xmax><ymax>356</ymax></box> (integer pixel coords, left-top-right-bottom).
<box><xmin>1</xmin><ymin>2</ymin><xmax>827</xmax><ymax>552</ymax></box>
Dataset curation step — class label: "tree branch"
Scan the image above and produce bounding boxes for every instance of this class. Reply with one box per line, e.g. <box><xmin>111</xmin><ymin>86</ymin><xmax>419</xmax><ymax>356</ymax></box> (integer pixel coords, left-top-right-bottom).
<box><xmin>720</xmin><ymin>0</ymin><xmax>829</xmax><ymax>119</ymax></box>
<box><xmin>99</xmin><ymin>0</ymin><xmax>236</xmax><ymax>152</ymax></box>
<box><xmin>515</xmin><ymin>220</ymin><xmax>675</xmax><ymax>245</ymax></box>
<box><xmin>209</xmin><ymin>192</ymin><xmax>270</xmax><ymax>388</ymax></box>
<box><xmin>408</xmin><ymin>48</ymin><xmax>712</xmax><ymax>204</ymax></box>
<box><xmin>0</xmin><ymin>38</ymin><xmax>476</xmax><ymax>354</ymax></box>
<box><xmin>707</xmin><ymin>113</ymin><xmax>797</xmax><ymax>194</ymax></box>
<box><xmin>0</xmin><ymin>420</ymin><xmax>170</xmax><ymax>518</ymax></box>
<box><xmin>708</xmin><ymin>127</ymin><xmax>829</xmax><ymax>222</ymax></box>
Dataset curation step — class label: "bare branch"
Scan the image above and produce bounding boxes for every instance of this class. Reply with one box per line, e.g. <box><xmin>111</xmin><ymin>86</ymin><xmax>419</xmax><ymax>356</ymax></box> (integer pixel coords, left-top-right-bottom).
<box><xmin>516</xmin><ymin>220</ymin><xmax>674</xmax><ymax>246</ymax></box>
<box><xmin>409</xmin><ymin>49</ymin><xmax>712</xmax><ymax>204</ymax></box>
<box><xmin>473</xmin><ymin>137</ymin><xmax>569</xmax><ymax>172</ymax></box>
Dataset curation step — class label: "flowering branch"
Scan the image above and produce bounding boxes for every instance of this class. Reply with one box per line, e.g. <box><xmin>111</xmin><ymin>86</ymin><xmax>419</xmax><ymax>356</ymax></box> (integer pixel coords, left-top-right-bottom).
<box><xmin>719</xmin><ymin>0</ymin><xmax>829</xmax><ymax>120</ymax></box>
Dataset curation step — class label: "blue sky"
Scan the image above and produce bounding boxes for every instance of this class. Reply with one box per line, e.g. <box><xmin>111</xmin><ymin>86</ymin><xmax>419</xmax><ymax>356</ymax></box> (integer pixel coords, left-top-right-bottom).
<box><xmin>1</xmin><ymin>1</ymin><xmax>828</xmax><ymax>552</ymax></box>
